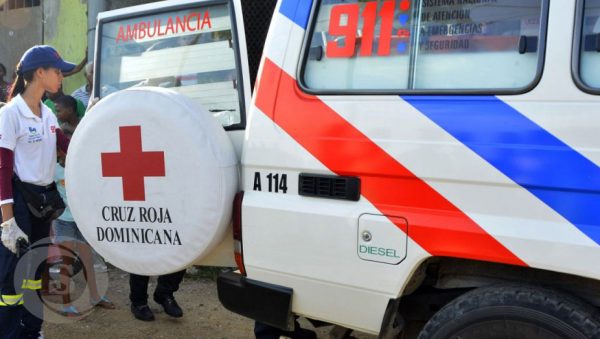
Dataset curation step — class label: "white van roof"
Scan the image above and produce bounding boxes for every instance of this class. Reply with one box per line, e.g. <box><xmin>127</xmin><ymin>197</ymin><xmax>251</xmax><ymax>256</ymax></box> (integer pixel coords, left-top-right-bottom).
<box><xmin>97</xmin><ymin>0</ymin><xmax>218</xmax><ymax>21</ymax></box>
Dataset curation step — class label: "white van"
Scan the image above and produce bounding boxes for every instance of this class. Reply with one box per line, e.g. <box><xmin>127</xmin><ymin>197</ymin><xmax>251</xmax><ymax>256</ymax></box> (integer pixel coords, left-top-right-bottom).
<box><xmin>67</xmin><ymin>0</ymin><xmax>600</xmax><ymax>337</ymax></box>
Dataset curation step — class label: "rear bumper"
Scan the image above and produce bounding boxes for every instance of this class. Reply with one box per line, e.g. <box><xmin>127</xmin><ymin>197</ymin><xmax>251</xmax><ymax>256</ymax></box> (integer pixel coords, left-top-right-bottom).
<box><xmin>217</xmin><ymin>271</ymin><xmax>294</xmax><ymax>330</ymax></box>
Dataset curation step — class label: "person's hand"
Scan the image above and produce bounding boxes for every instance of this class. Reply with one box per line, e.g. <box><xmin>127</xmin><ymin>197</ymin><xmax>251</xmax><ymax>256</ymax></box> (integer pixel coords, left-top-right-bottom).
<box><xmin>1</xmin><ymin>218</ymin><xmax>28</xmax><ymax>254</ymax></box>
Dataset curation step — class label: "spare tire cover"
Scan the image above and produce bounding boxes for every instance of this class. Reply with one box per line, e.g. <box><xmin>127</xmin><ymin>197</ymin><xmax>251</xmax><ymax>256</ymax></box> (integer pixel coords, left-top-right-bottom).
<box><xmin>66</xmin><ymin>87</ymin><xmax>238</xmax><ymax>275</ymax></box>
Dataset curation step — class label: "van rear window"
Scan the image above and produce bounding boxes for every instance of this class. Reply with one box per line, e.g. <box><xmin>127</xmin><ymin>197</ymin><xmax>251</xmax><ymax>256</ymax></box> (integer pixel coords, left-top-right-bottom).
<box><xmin>302</xmin><ymin>0</ymin><xmax>546</xmax><ymax>92</ymax></box>
<box><xmin>578</xmin><ymin>0</ymin><xmax>600</xmax><ymax>90</ymax></box>
<box><xmin>97</xmin><ymin>3</ymin><xmax>242</xmax><ymax>127</ymax></box>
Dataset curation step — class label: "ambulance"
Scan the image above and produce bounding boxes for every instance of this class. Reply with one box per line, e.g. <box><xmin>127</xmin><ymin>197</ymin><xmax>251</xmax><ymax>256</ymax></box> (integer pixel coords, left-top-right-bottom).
<box><xmin>65</xmin><ymin>0</ymin><xmax>600</xmax><ymax>337</ymax></box>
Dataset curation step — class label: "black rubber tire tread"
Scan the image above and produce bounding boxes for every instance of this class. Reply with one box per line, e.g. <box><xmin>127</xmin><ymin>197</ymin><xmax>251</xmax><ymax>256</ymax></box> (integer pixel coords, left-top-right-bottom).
<box><xmin>418</xmin><ymin>284</ymin><xmax>600</xmax><ymax>339</ymax></box>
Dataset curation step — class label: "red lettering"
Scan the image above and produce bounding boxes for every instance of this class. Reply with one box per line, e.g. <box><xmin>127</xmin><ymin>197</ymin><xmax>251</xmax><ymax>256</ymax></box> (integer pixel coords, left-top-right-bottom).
<box><xmin>359</xmin><ymin>2</ymin><xmax>377</xmax><ymax>56</ymax></box>
<box><xmin>201</xmin><ymin>11</ymin><xmax>212</xmax><ymax>29</ymax></box>
<box><xmin>187</xmin><ymin>13</ymin><xmax>197</xmax><ymax>31</ymax></box>
<box><xmin>138</xmin><ymin>21</ymin><xmax>147</xmax><ymax>39</ymax></box>
<box><xmin>148</xmin><ymin>19</ymin><xmax>158</xmax><ymax>38</ymax></box>
<box><xmin>165</xmin><ymin>17</ymin><xmax>174</xmax><ymax>35</ymax></box>
<box><xmin>377</xmin><ymin>1</ymin><xmax>395</xmax><ymax>56</ymax></box>
<box><xmin>126</xmin><ymin>24</ymin><xmax>138</xmax><ymax>41</ymax></box>
<box><xmin>326</xmin><ymin>4</ymin><xmax>359</xmax><ymax>58</ymax></box>
<box><xmin>116</xmin><ymin>26</ymin><xmax>125</xmax><ymax>43</ymax></box>
<box><xmin>176</xmin><ymin>15</ymin><xmax>186</xmax><ymax>33</ymax></box>
<box><xmin>157</xmin><ymin>19</ymin><xmax>165</xmax><ymax>36</ymax></box>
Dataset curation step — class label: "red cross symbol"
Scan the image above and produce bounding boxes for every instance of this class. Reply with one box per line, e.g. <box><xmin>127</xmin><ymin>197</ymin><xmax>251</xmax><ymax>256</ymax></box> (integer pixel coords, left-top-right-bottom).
<box><xmin>101</xmin><ymin>126</ymin><xmax>165</xmax><ymax>201</ymax></box>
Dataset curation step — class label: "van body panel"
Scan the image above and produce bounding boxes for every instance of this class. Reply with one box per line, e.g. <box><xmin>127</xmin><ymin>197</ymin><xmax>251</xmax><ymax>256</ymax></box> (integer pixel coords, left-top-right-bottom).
<box><xmin>241</xmin><ymin>0</ymin><xmax>600</xmax><ymax>331</ymax></box>
<box><xmin>91</xmin><ymin>0</ymin><xmax>600</xmax><ymax>334</ymax></box>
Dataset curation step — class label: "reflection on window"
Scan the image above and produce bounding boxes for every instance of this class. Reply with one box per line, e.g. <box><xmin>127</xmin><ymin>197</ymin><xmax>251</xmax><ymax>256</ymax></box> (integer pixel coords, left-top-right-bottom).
<box><xmin>303</xmin><ymin>0</ymin><xmax>544</xmax><ymax>91</ymax></box>
<box><xmin>98</xmin><ymin>3</ymin><xmax>241</xmax><ymax>127</ymax></box>
<box><xmin>580</xmin><ymin>0</ymin><xmax>600</xmax><ymax>89</ymax></box>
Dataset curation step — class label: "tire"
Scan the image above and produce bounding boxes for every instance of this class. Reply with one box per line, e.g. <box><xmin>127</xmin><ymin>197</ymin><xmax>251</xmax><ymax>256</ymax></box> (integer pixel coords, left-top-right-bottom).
<box><xmin>418</xmin><ymin>285</ymin><xmax>600</xmax><ymax>339</ymax></box>
<box><xmin>66</xmin><ymin>87</ymin><xmax>238</xmax><ymax>275</ymax></box>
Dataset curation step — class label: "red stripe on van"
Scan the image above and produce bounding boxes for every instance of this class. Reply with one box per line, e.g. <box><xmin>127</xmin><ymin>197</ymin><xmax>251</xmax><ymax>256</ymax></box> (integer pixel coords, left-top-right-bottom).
<box><xmin>255</xmin><ymin>58</ymin><xmax>526</xmax><ymax>267</ymax></box>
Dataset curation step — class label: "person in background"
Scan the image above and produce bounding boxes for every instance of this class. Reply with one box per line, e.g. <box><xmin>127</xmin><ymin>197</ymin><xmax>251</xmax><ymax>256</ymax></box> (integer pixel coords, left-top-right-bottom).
<box><xmin>53</xmin><ymin>147</ymin><xmax>115</xmax><ymax>316</ymax></box>
<box><xmin>43</xmin><ymin>86</ymin><xmax>86</xmax><ymax>119</ymax></box>
<box><xmin>129</xmin><ymin>271</ymin><xmax>186</xmax><ymax>321</ymax></box>
<box><xmin>0</xmin><ymin>63</ymin><xmax>11</xmax><ymax>103</ymax></box>
<box><xmin>54</xmin><ymin>95</ymin><xmax>80</xmax><ymax>136</ymax></box>
<box><xmin>0</xmin><ymin>44</ymin><xmax>74</xmax><ymax>339</ymax></box>
<box><xmin>71</xmin><ymin>63</ymin><xmax>93</xmax><ymax>108</ymax></box>
<box><xmin>55</xmin><ymin>92</ymin><xmax>109</xmax><ymax>275</ymax></box>
<box><xmin>39</xmin><ymin>90</ymin><xmax>86</xmax><ymax>296</ymax></box>
<box><xmin>62</xmin><ymin>53</ymin><xmax>87</xmax><ymax>79</ymax></box>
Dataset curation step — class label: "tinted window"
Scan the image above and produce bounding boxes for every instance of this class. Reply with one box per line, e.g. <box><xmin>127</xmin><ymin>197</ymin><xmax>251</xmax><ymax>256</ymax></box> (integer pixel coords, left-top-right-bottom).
<box><xmin>579</xmin><ymin>0</ymin><xmax>600</xmax><ymax>89</ymax></box>
<box><xmin>303</xmin><ymin>0</ymin><xmax>545</xmax><ymax>91</ymax></box>
<box><xmin>98</xmin><ymin>3</ymin><xmax>242</xmax><ymax>127</ymax></box>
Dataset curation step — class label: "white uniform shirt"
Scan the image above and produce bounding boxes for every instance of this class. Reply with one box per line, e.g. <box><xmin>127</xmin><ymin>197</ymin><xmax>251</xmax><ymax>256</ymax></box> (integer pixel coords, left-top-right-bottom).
<box><xmin>0</xmin><ymin>94</ymin><xmax>58</xmax><ymax>193</ymax></box>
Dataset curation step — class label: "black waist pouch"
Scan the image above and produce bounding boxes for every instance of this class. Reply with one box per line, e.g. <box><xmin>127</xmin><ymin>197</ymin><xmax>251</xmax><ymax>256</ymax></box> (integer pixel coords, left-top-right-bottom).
<box><xmin>14</xmin><ymin>176</ymin><xmax>65</xmax><ymax>220</ymax></box>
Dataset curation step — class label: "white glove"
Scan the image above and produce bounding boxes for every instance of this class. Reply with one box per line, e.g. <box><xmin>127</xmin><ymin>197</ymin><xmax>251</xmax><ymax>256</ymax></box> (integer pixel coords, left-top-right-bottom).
<box><xmin>1</xmin><ymin>218</ymin><xmax>29</xmax><ymax>254</ymax></box>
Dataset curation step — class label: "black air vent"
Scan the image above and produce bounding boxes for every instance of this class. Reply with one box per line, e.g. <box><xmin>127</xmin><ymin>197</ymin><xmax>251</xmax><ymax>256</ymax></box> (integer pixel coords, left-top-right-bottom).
<box><xmin>299</xmin><ymin>174</ymin><xmax>360</xmax><ymax>201</ymax></box>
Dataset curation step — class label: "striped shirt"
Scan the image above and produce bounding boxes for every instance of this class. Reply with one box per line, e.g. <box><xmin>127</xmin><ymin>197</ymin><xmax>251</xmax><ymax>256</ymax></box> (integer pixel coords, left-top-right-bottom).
<box><xmin>71</xmin><ymin>85</ymin><xmax>90</xmax><ymax>108</ymax></box>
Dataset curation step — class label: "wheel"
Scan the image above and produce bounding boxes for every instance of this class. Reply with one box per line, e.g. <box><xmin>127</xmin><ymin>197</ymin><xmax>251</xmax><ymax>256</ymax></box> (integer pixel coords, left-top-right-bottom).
<box><xmin>66</xmin><ymin>87</ymin><xmax>238</xmax><ymax>275</ymax></box>
<box><xmin>418</xmin><ymin>285</ymin><xmax>600</xmax><ymax>339</ymax></box>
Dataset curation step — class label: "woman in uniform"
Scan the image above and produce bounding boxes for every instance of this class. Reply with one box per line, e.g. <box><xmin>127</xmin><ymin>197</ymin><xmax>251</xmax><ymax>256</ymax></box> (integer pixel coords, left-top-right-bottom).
<box><xmin>0</xmin><ymin>45</ymin><xmax>75</xmax><ymax>338</ymax></box>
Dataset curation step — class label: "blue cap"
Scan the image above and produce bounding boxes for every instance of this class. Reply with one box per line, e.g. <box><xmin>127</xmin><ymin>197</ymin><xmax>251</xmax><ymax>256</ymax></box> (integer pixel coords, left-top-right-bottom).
<box><xmin>17</xmin><ymin>45</ymin><xmax>76</xmax><ymax>75</ymax></box>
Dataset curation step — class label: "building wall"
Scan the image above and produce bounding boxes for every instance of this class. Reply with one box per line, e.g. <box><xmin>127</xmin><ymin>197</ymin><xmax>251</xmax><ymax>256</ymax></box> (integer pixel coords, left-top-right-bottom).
<box><xmin>0</xmin><ymin>0</ymin><xmax>87</xmax><ymax>96</ymax></box>
<box><xmin>0</xmin><ymin>6</ymin><xmax>43</xmax><ymax>85</ymax></box>
<box><xmin>44</xmin><ymin>0</ymin><xmax>88</xmax><ymax>94</ymax></box>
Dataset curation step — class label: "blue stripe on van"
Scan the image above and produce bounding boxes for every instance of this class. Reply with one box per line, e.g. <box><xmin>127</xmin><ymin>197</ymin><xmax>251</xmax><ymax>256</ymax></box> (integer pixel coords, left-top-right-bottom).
<box><xmin>279</xmin><ymin>0</ymin><xmax>312</xmax><ymax>29</ymax></box>
<box><xmin>402</xmin><ymin>95</ymin><xmax>600</xmax><ymax>245</ymax></box>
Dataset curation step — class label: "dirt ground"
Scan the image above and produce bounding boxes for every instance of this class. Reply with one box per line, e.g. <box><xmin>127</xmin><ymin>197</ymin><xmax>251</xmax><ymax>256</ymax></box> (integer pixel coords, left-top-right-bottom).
<box><xmin>41</xmin><ymin>266</ymin><xmax>377</xmax><ymax>339</ymax></box>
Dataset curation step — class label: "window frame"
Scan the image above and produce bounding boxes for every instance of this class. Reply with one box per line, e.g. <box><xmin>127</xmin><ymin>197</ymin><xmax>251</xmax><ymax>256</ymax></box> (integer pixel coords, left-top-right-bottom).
<box><xmin>298</xmin><ymin>0</ymin><xmax>550</xmax><ymax>96</ymax></box>
<box><xmin>94</xmin><ymin>0</ymin><xmax>247</xmax><ymax>131</ymax></box>
<box><xmin>572</xmin><ymin>0</ymin><xmax>600</xmax><ymax>94</ymax></box>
